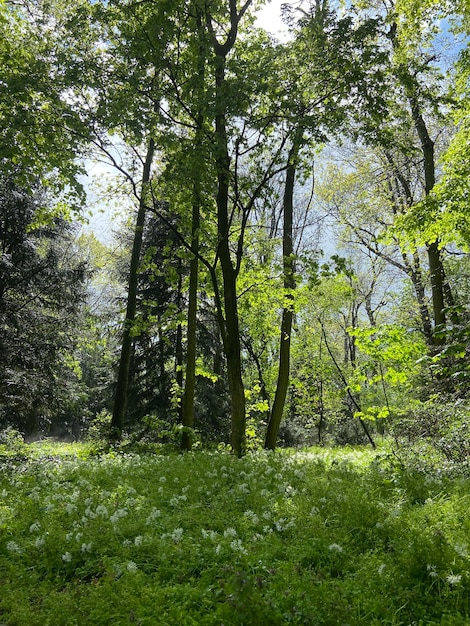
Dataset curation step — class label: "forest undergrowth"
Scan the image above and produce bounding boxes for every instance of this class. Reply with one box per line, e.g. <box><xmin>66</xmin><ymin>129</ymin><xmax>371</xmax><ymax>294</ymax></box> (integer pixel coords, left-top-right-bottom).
<box><xmin>1</xmin><ymin>439</ymin><xmax>469</xmax><ymax>625</ymax></box>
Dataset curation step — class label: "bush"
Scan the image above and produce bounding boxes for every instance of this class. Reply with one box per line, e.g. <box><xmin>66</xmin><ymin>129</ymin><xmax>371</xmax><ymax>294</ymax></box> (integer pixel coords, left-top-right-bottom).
<box><xmin>392</xmin><ymin>397</ymin><xmax>470</xmax><ymax>472</ymax></box>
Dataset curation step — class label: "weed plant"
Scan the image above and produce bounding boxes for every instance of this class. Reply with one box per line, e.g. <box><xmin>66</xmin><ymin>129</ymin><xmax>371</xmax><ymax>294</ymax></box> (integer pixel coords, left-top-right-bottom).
<box><xmin>0</xmin><ymin>442</ymin><xmax>469</xmax><ymax>624</ymax></box>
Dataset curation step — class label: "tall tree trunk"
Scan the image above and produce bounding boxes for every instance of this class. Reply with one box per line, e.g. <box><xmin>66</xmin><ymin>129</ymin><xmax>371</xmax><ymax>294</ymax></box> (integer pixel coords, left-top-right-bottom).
<box><xmin>181</xmin><ymin>9</ymin><xmax>205</xmax><ymax>452</ymax></box>
<box><xmin>206</xmin><ymin>0</ymin><xmax>253</xmax><ymax>455</ymax></box>
<box><xmin>181</xmin><ymin>178</ymin><xmax>200</xmax><ymax>451</ymax></box>
<box><xmin>175</xmin><ymin>261</ymin><xmax>184</xmax><ymax>421</ymax></box>
<box><xmin>209</xmin><ymin>37</ymin><xmax>246</xmax><ymax>456</ymax></box>
<box><xmin>111</xmin><ymin>138</ymin><xmax>155</xmax><ymax>438</ymax></box>
<box><xmin>265</xmin><ymin>131</ymin><xmax>301</xmax><ymax>450</ymax></box>
<box><xmin>409</xmin><ymin>98</ymin><xmax>447</xmax><ymax>333</ymax></box>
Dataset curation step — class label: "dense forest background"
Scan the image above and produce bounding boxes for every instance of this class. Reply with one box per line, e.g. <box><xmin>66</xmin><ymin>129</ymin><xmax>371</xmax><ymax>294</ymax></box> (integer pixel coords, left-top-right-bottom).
<box><xmin>1</xmin><ymin>0</ymin><xmax>469</xmax><ymax>456</ymax></box>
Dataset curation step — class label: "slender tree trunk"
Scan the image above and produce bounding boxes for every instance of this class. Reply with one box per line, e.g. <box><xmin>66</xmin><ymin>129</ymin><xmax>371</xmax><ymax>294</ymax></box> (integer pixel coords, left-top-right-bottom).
<box><xmin>181</xmin><ymin>8</ymin><xmax>205</xmax><ymax>451</ymax></box>
<box><xmin>111</xmin><ymin>138</ymin><xmax>155</xmax><ymax>438</ymax></box>
<box><xmin>389</xmin><ymin>23</ymin><xmax>453</xmax><ymax>339</ymax></box>
<box><xmin>175</xmin><ymin>262</ymin><xmax>184</xmax><ymax>421</ymax></box>
<box><xmin>206</xmin><ymin>0</ymin><xmax>253</xmax><ymax>455</ymax></box>
<box><xmin>265</xmin><ymin>131</ymin><xmax>301</xmax><ymax>450</ymax></box>
<box><xmin>181</xmin><ymin>181</ymin><xmax>200</xmax><ymax>451</ymax></box>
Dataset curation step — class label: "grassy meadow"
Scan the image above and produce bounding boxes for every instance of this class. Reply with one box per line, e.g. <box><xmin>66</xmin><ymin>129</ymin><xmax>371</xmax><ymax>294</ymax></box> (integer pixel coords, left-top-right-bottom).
<box><xmin>1</xmin><ymin>441</ymin><xmax>469</xmax><ymax>625</ymax></box>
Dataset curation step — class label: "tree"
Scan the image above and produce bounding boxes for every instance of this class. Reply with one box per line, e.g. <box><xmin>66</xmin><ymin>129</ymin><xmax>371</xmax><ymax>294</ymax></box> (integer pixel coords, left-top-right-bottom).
<box><xmin>0</xmin><ymin>173</ymin><xmax>89</xmax><ymax>436</ymax></box>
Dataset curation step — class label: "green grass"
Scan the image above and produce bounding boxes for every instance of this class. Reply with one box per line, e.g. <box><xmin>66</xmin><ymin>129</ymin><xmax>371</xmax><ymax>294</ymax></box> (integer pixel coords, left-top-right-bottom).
<box><xmin>1</xmin><ymin>443</ymin><xmax>469</xmax><ymax>625</ymax></box>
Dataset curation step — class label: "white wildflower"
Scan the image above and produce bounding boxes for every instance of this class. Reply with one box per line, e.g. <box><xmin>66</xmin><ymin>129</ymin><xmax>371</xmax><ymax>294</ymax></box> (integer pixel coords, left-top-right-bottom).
<box><xmin>328</xmin><ymin>543</ymin><xmax>343</xmax><ymax>553</ymax></box>
<box><xmin>146</xmin><ymin>508</ymin><xmax>161</xmax><ymax>525</ymax></box>
<box><xmin>378</xmin><ymin>563</ymin><xmax>386</xmax><ymax>575</ymax></box>
<box><xmin>62</xmin><ymin>552</ymin><xmax>72</xmax><ymax>563</ymax></box>
<box><xmin>6</xmin><ymin>541</ymin><xmax>21</xmax><ymax>553</ymax></box>
<box><xmin>127</xmin><ymin>561</ymin><xmax>138</xmax><ymax>573</ymax></box>
<box><xmin>230</xmin><ymin>539</ymin><xmax>247</xmax><ymax>555</ymax></box>
<box><xmin>454</xmin><ymin>543</ymin><xmax>469</xmax><ymax>558</ymax></box>
<box><xmin>110</xmin><ymin>508</ymin><xmax>128</xmax><ymax>524</ymax></box>
<box><xmin>447</xmin><ymin>574</ymin><xmax>462</xmax><ymax>585</ymax></box>
<box><xmin>29</xmin><ymin>521</ymin><xmax>40</xmax><ymax>533</ymax></box>
<box><xmin>34</xmin><ymin>536</ymin><xmax>45</xmax><ymax>549</ymax></box>
<box><xmin>224</xmin><ymin>528</ymin><xmax>237</xmax><ymax>538</ymax></box>
<box><xmin>159</xmin><ymin>476</ymin><xmax>167</xmax><ymax>483</ymax></box>
<box><xmin>65</xmin><ymin>503</ymin><xmax>77</xmax><ymax>515</ymax></box>
<box><xmin>134</xmin><ymin>536</ymin><xmax>143</xmax><ymax>546</ymax></box>
<box><xmin>81</xmin><ymin>542</ymin><xmax>93</xmax><ymax>553</ymax></box>
<box><xmin>95</xmin><ymin>504</ymin><xmax>108</xmax><ymax>518</ymax></box>
<box><xmin>243</xmin><ymin>510</ymin><xmax>259</xmax><ymax>524</ymax></box>
<box><xmin>171</xmin><ymin>528</ymin><xmax>184</xmax><ymax>543</ymax></box>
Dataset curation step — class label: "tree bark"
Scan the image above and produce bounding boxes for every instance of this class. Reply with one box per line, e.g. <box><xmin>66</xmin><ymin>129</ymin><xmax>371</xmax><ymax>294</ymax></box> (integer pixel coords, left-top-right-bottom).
<box><xmin>265</xmin><ymin>130</ymin><xmax>301</xmax><ymax>450</ymax></box>
<box><xmin>181</xmin><ymin>177</ymin><xmax>200</xmax><ymax>451</ymax></box>
<box><xmin>206</xmin><ymin>1</ymin><xmax>253</xmax><ymax>456</ymax></box>
<box><xmin>111</xmin><ymin>138</ymin><xmax>155</xmax><ymax>438</ymax></box>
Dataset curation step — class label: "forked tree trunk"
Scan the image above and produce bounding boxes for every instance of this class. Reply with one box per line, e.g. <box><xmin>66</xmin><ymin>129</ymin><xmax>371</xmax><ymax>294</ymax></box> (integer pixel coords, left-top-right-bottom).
<box><xmin>206</xmin><ymin>2</ymin><xmax>252</xmax><ymax>456</ymax></box>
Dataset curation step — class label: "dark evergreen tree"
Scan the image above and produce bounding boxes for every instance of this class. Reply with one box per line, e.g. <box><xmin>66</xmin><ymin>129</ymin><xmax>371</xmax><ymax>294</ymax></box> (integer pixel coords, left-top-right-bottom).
<box><xmin>0</xmin><ymin>174</ymin><xmax>89</xmax><ymax>437</ymax></box>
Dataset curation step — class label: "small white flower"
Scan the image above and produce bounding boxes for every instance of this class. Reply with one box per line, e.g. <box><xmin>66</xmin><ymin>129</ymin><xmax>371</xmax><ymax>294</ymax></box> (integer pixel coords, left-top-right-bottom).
<box><xmin>237</xmin><ymin>483</ymin><xmax>250</xmax><ymax>494</ymax></box>
<box><xmin>75</xmin><ymin>533</ymin><xmax>83</xmax><ymax>542</ymax></box>
<box><xmin>95</xmin><ymin>504</ymin><xmax>108</xmax><ymax>518</ymax></box>
<box><xmin>65</xmin><ymin>504</ymin><xmax>77</xmax><ymax>515</ymax></box>
<box><xmin>81</xmin><ymin>542</ymin><xmax>93</xmax><ymax>553</ymax></box>
<box><xmin>215</xmin><ymin>544</ymin><xmax>222</xmax><ymax>555</ymax></box>
<box><xmin>447</xmin><ymin>574</ymin><xmax>462</xmax><ymax>585</ymax></box>
<box><xmin>378</xmin><ymin>563</ymin><xmax>386</xmax><ymax>575</ymax></box>
<box><xmin>62</xmin><ymin>552</ymin><xmax>72</xmax><ymax>563</ymax></box>
<box><xmin>34</xmin><ymin>536</ymin><xmax>45</xmax><ymax>549</ymax></box>
<box><xmin>134</xmin><ymin>536</ymin><xmax>143</xmax><ymax>546</ymax></box>
<box><xmin>171</xmin><ymin>528</ymin><xmax>184</xmax><ymax>543</ymax></box>
<box><xmin>127</xmin><ymin>560</ymin><xmax>138</xmax><ymax>573</ymax></box>
<box><xmin>224</xmin><ymin>528</ymin><xmax>237</xmax><ymax>538</ymax></box>
<box><xmin>6</xmin><ymin>541</ymin><xmax>21</xmax><ymax>553</ymax></box>
<box><xmin>230</xmin><ymin>539</ymin><xmax>247</xmax><ymax>555</ymax></box>
<box><xmin>243</xmin><ymin>510</ymin><xmax>259</xmax><ymax>524</ymax></box>
<box><xmin>29</xmin><ymin>522</ymin><xmax>40</xmax><ymax>533</ymax></box>
<box><xmin>454</xmin><ymin>543</ymin><xmax>469</xmax><ymax>558</ymax></box>
<box><xmin>110</xmin><ymin>509</ymin><xmax>128</xmax><ymax>524</ymax></box>
<box><xmin>328</xmin><ymin>543</ymin><xmax>343</xmax><ymax>553</ymax></box>
<box><xmin>146</xmin><ymin>508</ymin><xmax>161</xmax><ymax>525</ymax></box>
